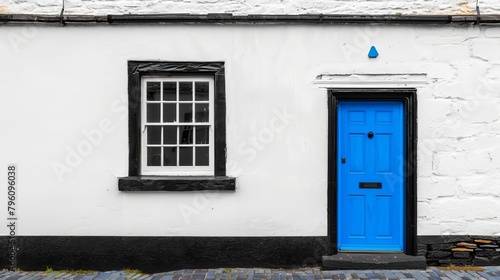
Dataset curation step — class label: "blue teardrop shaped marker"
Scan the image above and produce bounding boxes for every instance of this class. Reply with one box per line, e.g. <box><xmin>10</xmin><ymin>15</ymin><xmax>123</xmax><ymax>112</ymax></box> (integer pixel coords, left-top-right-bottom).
<box><xmin>368</xmin><ymin>46</ymin><xmax>379</xmax><ymax>58</ymax></box>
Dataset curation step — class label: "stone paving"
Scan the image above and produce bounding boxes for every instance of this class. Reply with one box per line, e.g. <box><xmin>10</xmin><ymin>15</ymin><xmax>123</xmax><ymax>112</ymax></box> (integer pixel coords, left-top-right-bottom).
<box><xmin>1</xmin><ymin>267</ymin><xmax>500</xmax><ymax>280</ymax></box>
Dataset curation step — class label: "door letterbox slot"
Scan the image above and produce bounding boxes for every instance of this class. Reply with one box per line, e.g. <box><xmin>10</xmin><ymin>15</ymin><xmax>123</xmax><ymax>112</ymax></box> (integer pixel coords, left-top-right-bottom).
<box><xmin>359</xmin><ymin>182</ymin><xmax>382</xmax><ymax>189</ymax></box>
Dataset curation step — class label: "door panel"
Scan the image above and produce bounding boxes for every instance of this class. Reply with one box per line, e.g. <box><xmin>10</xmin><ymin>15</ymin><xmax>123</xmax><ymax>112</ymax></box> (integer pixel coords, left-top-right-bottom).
<box><xmin>374</xmin><ymin>195</ymin><xmax>392</xmax><ymax>237</ymax></box>
<box><xmin>374</xmin><ymin>134</ymin><xmax>391</xmax><ymax>173</ymax></box>
<box><xmin>348</xmin><ymin>195</ymin><xmax>365</xmax><ymax>237</ymax></box>
<box><xmin>338</xmin><ymin>101</ymin><xmax>404</xmax><ymax>252</ymax></box>
<box><xmin>349</xmin><ymin>134</ymin><xmax>365</xmax><ymax>173</ymax></box>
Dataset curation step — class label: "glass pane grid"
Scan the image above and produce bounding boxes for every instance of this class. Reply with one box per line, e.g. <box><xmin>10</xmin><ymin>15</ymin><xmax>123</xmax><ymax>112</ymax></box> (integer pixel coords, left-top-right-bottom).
<box><xmin>146</xmin><ymin>125</ymin><xmax>210</xmax><ymax>167</ymax></box>
<box><xmin>146</xmin><ymin>145</ymin><xmax>210</xmax><ymax>147</ymax></box>
<box><xmin>146</xmin><ymin>101</ymin><xmax>209</xmax><ymax>104</ymax></box>
<box><xmin>146</xmin><ymin>123</ymin><xmax>209</xmax><ymax>125</ymax></box>
<box><xmin>144</xmin><ymin>78</ymin><xmax>212</xmax><ymax>169</ymax></box>
<box><xmin>145</xmin><ymin>82</ymin><xmax>209</xmax><ymax>126</ymax></box>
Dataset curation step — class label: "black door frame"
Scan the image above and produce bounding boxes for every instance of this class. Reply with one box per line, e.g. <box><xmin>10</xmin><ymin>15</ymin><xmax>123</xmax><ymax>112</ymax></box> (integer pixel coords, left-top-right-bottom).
<box><xmin>327</xmin><ymin>88</ymin><xmax>418</xmax><ymax>255</ymax></box>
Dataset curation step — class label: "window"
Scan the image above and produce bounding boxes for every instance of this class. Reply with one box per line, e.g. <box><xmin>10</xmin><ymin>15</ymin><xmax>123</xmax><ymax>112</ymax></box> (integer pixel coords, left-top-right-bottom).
<box><xmin>119</xmin><ymin>61</ymin><xmax>235</xmax><ymax>191</ymax></box>
<box><xmin>142</xmin><ymin>77</ymin><xmax>214</xmax><ymax>176</ymax></box>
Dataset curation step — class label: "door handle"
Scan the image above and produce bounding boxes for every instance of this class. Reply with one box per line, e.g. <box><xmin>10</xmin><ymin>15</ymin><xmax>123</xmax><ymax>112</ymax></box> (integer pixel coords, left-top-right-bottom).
<box><xmin>341</xmin><ymin>158</ymin><xmax>346</xmax><ymax>164</ymax></box>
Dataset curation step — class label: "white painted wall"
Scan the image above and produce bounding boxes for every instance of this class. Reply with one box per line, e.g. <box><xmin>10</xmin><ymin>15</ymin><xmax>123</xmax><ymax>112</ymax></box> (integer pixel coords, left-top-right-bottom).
<box><xmin>0</xmin><ymin>0</ymin><xmax>499</xmax><ymax>15</ymax></box>
<box><xmin>0</xmin><ymin>24</ymin><xmax>499</xmax><ymax>237</ymax></box>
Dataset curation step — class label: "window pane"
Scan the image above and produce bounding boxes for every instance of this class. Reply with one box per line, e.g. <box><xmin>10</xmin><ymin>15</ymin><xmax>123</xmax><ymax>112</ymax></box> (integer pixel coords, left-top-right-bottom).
<box><xmin>179</xmin><ymin>126</ymin><xmax>193</xmax><ymax>144</ymax></box>
<box><xmin>147</xmin><ymin>126</ymin><xmax>161</xmax><ymax>144</ymax></box>
<box><xmin>147</xmin><ymin>104</ymin><xmax>160</xmax><ymax>123</ymax></box>
<box><xmin>163</xmin><ymin>126</ymin><xmax>177</xmax><ymax>144</ymax></box>
<box><xmin>179</xmin><ymin>103</ymin><xmax>193</xmax><ymax>122</ymax></box>
<box><xmin>195</xmin><ymin>126</ymin><xmax>209</xmax><ymax>144</ymax></box>
<box><xmin>163</xmin><ymin>147</ymin><xmax>177</xmax><ymax>166</ymax></box>
<box><xmin>147</xmin><ymin>82</ymin><xmax>161</xmax><ymax>101</ymax></box>
<box><xmin>195</xmin><ymin>82</ymin><xmax>209</xmax><ymax>101</ymax></box>
<box><xmin>147</xmin><ymin>147</ymin><xmax>161</xmax><ymax>166</ymax></box>
<box><xmin>195</xmin><ymin>147</ymin><xmax>209</xmax><ymax>166</ymax></box>
<box><xmin>179</xmin><ymin>82</ymin><xmax>193</xmax><ymax>101</ymax></box>
<box><xmin>179</xmin><ymin>147</ymin><xmax>193</xmax><ymax>166</ymax></box>
<box><xmin>163</xmin><ymin>82</ymin><xmax>176</xmax><ymax>101</ymax></box>
<box><xmin>195</xmin><ymin>103</ymin><xmax>209</xmax><ymax>122</ymax></box>
<box><xmin>163</xmin><ymin>103</ymin><xmax>176</xmax><ymax>122</ymax></box>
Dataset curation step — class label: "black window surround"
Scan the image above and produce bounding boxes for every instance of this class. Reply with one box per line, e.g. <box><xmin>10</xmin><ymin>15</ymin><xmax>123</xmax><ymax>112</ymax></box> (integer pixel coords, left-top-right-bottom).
<box><xmin>119</xmin><ymin>61</ymin><xmax>235</xmax><ymax>191</ymax></box>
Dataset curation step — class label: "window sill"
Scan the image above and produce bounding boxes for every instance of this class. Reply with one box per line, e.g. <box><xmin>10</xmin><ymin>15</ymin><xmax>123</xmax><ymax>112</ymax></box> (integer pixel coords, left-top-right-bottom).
<box><xmin>118</xmin><ymin>176</ymin><xmax>236</xmax><ymax>191</ymax></box>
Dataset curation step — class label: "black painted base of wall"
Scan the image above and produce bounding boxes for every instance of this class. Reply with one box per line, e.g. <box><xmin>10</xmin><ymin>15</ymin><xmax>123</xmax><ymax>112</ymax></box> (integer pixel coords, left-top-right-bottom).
<box><xmin>0</xmin><ymin>236</ymin><xmax>328</xmax><ymax>273</ymax></box>
<box><xmin>418</xmin><ymin>235</ymin><xmax>500</xmax><ymax>266</ymax></box>
<box><xmin>2</xmin><ymin>235</ymin><xmax>499</xmax><ymax>273</ymax></box>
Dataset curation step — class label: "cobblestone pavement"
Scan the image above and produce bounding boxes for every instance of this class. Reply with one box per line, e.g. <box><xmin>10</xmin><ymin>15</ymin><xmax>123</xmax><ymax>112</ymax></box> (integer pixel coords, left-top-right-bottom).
<box><xmin>1</xmin><ymin>267</ymin><xmax>500</xmax><ymax>280</ymax></box>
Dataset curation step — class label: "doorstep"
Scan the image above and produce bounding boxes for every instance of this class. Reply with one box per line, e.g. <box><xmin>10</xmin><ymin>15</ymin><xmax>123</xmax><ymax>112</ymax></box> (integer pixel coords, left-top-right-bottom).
<box><xmin>322</xmin><ymin>253</ymin><xmax>427</xmax><ymax>270</ymax></box>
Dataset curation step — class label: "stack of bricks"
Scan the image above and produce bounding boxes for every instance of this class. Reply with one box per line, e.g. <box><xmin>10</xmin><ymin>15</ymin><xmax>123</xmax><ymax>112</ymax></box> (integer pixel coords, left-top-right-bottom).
<box><xmin>418</xmin><ymin>236</ymin><xmax>500</xmax><ymax>266</ymax></box>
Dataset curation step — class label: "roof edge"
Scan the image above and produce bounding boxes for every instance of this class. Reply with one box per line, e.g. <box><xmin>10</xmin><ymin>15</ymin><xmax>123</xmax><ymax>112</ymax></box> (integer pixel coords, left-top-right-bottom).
<box><xmin>0</xmin><ymin>13</ymin><xmax>499</xmax><ymax>25</ymax></box>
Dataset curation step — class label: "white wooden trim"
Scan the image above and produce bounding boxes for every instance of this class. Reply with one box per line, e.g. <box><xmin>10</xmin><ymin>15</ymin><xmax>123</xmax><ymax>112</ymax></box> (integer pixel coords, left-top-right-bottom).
<box><xmin>141</xmin><ymin>77</ymin><xmax>215</xmax><ymax>176</ymax></box>
<box><xmin>313</xmin><ymin>73</ymin><xmax>428</xmax><ymax>88</ymax></box>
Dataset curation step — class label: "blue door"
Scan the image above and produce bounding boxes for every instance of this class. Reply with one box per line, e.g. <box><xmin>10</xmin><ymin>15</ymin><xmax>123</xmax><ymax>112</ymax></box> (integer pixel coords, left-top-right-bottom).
<box><xmin>337</xmin><ymin>101</ymin><xmax>404</xmax><ymax>252</ymax></box>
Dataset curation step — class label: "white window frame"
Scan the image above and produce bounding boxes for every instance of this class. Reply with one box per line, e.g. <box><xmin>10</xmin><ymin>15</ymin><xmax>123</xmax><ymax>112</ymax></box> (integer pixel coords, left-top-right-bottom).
<box><xmin>140</xmin><ymin>76</ymin><xmax>215</xmax><ymax>176</ymax></box>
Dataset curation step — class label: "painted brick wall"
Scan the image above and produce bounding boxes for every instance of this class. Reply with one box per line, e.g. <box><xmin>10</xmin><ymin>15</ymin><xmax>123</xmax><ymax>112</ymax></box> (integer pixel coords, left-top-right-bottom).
<box><xmin>313</xmin><ymin>24</ymin><xmax>500</xmax><ymax>236</ymax></box>
<box><xmin>1</xmin><ymin>23</ymin><xmax>500</xmax><ymax>237</ymax></box>
<box><xmin>0</xmin><ymin>0</ymin><xmax>499</xmax><ymax>15</ymax></box>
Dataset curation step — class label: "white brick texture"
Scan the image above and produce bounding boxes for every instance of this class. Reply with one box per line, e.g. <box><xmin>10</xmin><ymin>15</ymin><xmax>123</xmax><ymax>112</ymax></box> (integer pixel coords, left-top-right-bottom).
<box><xmin>0</xmin><ymin>0</ymin><xmax>499</xmax><ymax>15</ymax></box>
